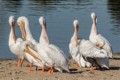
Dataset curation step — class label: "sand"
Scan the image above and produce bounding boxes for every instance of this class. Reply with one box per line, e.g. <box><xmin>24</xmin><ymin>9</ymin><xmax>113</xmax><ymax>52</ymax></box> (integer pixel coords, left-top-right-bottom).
<box><xmin>0</xmin><ymin>54</ymin><xmax>120</xmax><ymax>80</ymax></box>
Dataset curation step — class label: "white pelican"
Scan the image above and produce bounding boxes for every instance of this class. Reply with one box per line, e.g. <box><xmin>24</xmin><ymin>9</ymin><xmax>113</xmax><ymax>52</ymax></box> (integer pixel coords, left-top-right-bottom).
<box><xmin>38</xmin><ymin>16</ymin><xmax>69</xmax><ymax>73</ymax></box>
<box><xmin>69</xmin><ymin>20</ymin><xmax>91</xmax><ymax>68</ymax></box>
<box><xmin>70</xmin><ymin>20</ymin><xmax>109</xmax><ymax>72</ymax></box>
<box><xmin>9</xmin><ymin>16</ymin><xmax>24</xmax><ymax>68</ymax></box>
<box><xmin>89</xmin><ymin>12</ymin><xmax>113</xmax><ymax>58</ymax></box>
<box><xmin>17</xmin><ymin>16</ymin><xmax>38</xmax><ymax>51</ymax></box>
<box><xmin>17</xmin><ymin>17</ymin><xmax>43</xmax><ymax>72</ymax></box>
<box><xmin>8</xmin><ymin>16</ymin><xmax>41</xmax><ymax>69</ymax></box>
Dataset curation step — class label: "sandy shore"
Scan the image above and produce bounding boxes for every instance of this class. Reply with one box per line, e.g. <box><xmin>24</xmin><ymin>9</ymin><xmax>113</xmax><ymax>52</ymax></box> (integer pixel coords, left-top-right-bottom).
<box><xmin>0</xmin><ymin>54</ymin><xmax>120</xmax><ymax>80</ymax></box>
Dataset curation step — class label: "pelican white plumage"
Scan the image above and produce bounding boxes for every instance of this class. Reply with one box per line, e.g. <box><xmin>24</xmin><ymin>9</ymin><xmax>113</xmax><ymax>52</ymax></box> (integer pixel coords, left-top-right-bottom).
<box><xmin>69</xmin><ymin>20</ymin><xmax>91</xmax><ymax>68</ymax></box>
<box><xmin>17</xmin><ymin>16</ymin><xmax>43</xmax><ymax>71</ymax></box>
<box><xmin>89</xmin><ymin>12</ymin><xmax>113</xmax><ymax>58</ymax></box>
<box><xmin>70</xmin><ymin>20</ymin><xmax>109</xmax><ymax>72</ymax></box>
<box><xmin>38</xmin><ymin>16</ymin><xmax>69</xmax><ymax>73</ymax></box>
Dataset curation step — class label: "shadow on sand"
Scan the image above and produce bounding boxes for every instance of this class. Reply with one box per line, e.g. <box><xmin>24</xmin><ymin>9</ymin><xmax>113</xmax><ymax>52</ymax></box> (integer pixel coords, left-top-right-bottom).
<box><xmin>110</xmin><ymin>66</ymin><xmax>120</xmax><ymax>70</ymax></box>
<box><xmin>69</xmin><ymin>68</ymin><xmax>82</xmax><ymax>74</ymax></box>
<box><xmin>113</xmin><ymin>57</ymin><xmax>120</xmax><ymax>60</ymax></box>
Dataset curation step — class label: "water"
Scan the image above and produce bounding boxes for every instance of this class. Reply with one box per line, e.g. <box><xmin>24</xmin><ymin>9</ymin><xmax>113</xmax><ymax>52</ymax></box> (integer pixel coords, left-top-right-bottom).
<box><xmin>0</xmin><ymin>0</ymin><xmax>120</xmax><ymax>59</ymax></box>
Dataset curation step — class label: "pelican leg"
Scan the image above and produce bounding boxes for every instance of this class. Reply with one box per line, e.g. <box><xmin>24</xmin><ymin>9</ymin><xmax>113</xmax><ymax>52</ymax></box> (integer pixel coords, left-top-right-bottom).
<box><xmin>76</xmin><ymin>64</ymin><xmax>80</xmax><ymax>68</ymax></box>
<box><xmin>50</xmin><ymin>66</ymin><xmax>54</xmax><ymax>73</ymax></box>
<box><xmin>90</xmin><ymin>64</ymin><xmax>94</xmax><ymax>73</ymax></box>
<box><xmin>42</xmin><ymin>65</ymin><xmax>45</xmax><ymax>72</ymax></box>
<box><xmin>17</xmin><ymin>59</ymin><xmax>21</xmax><ymax>68</ymax></box>
<box><xmin>48</xmin><ymin>66</ymin><xmax>54</xmax><ymax>74</ymax></box>
<box><xmin>36</xmin><ymin>66</ymin><xmax>38</xmax><ymax>71</ymax></box>
<box><xmin>26</xmin><ymin>63</ymin><xmax>33</xmax><ymax>72</ymax></box>
<box><xmin>20</xmin><ymin>59</ymin><xmax>24</xmax><ymax>67</ymax></box>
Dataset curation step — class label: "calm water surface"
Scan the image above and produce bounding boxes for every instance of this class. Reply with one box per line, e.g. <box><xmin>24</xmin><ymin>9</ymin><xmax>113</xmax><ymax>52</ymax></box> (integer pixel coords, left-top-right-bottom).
<box><xmin>0</xmin><ymin>0</ymin><xmax>120</xmax><ymax>58</ymax></box>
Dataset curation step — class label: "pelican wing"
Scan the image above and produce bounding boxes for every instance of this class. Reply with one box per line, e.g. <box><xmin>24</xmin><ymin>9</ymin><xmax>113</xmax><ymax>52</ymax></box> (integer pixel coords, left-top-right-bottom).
<box><xmin>98</xmin><ymin>34</ymin><xmax>113</xmax><ymax>58</ymax></box>
<box><xmin>79</xmin><ymin>39</ymin><xmax>108</xmax><ymax>58</ymax></box>
<box><xmin>96</xmin><ymin>57</ymin><xmax>109</xmax><ymax>69</ymax></box>
<box><xmin>47</xmin><ymin>44</ymin><xmax>69</xmax><ymax>71</ymax></box>
<box><xmin>46</xmin><ymin>44</ymin><xmax>67</xmax><ymax>62</ymax></box>
<box><xmin>93</xmin><ymin>34</ymin><xmax>105</xmax><ymax>47</ymax></box>
<box><xmin>98</xmin><ymin>34</ymin><xmax>111</xmax><ymax>46</ymax></box>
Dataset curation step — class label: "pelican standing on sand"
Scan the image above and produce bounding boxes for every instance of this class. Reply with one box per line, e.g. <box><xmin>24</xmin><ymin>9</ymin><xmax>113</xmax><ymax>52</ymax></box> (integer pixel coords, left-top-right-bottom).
<box><xmin>38</xmin><ymin>16</ymin><xmax>69</xmax><ymax>73</ymax></box>
<box><xmin>69</xmin><ymin>20</ymin><xmax>91</xmax><ymax>68</ymax></box>
<box><xmin>9</xmin><ymin>16</ymin><xmax>40</xmax><ymax>69</ymax></box>
<box><xmin>17</xmin><ymin>16</ymin><xmax>43</xmax><ymax>72</ymax></box>
<box><xmin>70</xmin><ymin>20</ymin><xmax>109</xmax><ymax>72</ymax></box>
<box><xmin>89</xmin><ymin>12</ymin><xmax>113</xmax><ymax>58</ymax></box>
<box><xmin>9</xmin><ymin>16</ymin><xmax>24</xmax><ymax>68</ymax></box>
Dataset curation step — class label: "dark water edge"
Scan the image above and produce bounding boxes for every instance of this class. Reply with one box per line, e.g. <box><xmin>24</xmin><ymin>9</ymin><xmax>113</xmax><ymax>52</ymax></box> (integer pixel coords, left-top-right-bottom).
<box><xmin>0</xmin><ymin>59</ymin><xmax>15</xmax><ymax>61</ymax></box>
<box><xmin>113</xmin><ymin>53</ymin><xmax>120</xmax><ymax>55</ymax></box>
<box><xmin>0</xmin><ymin>53</ymin><xmax>120</xmax><ymax>60</ymax></box>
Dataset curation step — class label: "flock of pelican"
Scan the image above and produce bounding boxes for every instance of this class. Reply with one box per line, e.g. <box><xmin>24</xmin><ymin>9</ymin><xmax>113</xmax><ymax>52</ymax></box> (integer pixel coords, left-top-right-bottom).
<box><xmin>8</xmin><ymin>12</ymin><xmax>113</xmax><ymax>74</ymax></box>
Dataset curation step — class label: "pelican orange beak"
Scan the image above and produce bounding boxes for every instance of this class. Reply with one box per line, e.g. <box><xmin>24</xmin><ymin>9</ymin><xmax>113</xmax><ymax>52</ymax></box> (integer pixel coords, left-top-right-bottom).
<box><xmin>25</xmin><ymin>45</ymin><xmax>42</xmax><ymax>62</ymax></box>
<box><xmin>18</xmin><ymin>21</ymin><xmax>26</xmax><ymax>40</ymax></box>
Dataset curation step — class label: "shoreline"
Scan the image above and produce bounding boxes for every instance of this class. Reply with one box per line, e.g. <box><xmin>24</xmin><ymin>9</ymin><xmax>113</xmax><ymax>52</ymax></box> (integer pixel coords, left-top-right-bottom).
<box><xmin>1</xmin><ymin>53</ymin><xmax>120</xmax><ymax>60</ymax></box>
<box><xmin>0</xmin><ymin>55</ymin><xmax>120</xmax><ymax>80</ymax></box>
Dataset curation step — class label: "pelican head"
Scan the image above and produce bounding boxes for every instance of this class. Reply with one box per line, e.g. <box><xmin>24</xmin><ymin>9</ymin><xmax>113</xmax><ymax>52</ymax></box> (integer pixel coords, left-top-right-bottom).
<box><xmin>17</xmin><ymin>16</ymin><xmax>28</xmax><ymax>40</ymax></box>
<box><xmin>9</xmin><ymin>16</ymin><xmax>15</xmax><ymax>27</ymax></box>
<box><xmin>17</xmin><ymin>16</ymin><xmax>28</xmax><ymax>28</ymax></box>
<box><xmin>39</xmin><ymin>16</ymin><xmax>46</xmax><ymax>28</ymax></box>
<box><xmin>91</xmin><ymin>12</ymin><xmax>97</xmax><ymax>22</ymax></box>
<box><xmin>91</xmin><ymin>12</ymin><xmax>96</xmax><ymax>18</ymax></box>
<box><xmin>73</xmin><ymin>20</ymin><xmax>79</xmax><ymax>28</ymax></box>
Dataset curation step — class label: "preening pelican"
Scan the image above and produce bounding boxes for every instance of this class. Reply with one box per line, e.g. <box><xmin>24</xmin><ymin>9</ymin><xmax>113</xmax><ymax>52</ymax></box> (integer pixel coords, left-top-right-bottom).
<box><xmin>38</xmin><ymin>16</ymin><xmax>69</xmax><ymax>73</ymax></box>
<box><xmin>17</xmin><ymin>17</ymin><xmax>43</xmax><ymax>72</ymax></box>
<box><xmin>17</xmin><ymin>16</ymin><xmax>38</xmax><ymax>51</ymax></box>
<box><xmin>89</xmin><ymin>12</ymin><xmax>113</xmax><ymax>58</ymax></box>
<box><xmin>9</xmin><ymin>16</ymin><xmax>24</xmax><ymax>68</ymax></box>
<box><xmin>69</xmin><ymin>20</ymin><xmax>91</xmax><ymax>68</ymax></box>
<box><xmin>70</xmin><ymin>20</ymin><xmax>109</xmax><ymax>72</ymax></box>
<box><xmin>9</xmin><ymin>16</ymin><xmax>40</xmax><ymax>69</ymax></box>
